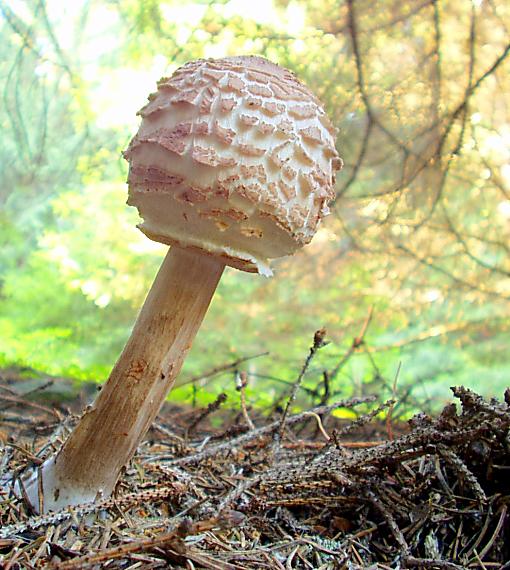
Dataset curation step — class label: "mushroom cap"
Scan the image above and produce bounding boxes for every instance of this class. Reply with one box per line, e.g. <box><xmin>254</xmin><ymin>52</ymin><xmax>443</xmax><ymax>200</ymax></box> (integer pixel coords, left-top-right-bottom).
<box><xmin>124</xmin><ymin>55</ymin><xmax>342</xmax><ymax>275</ymax></box>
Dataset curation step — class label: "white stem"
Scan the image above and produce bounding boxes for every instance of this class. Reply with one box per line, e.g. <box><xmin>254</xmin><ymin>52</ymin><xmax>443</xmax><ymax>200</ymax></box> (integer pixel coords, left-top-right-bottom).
<box><xmin>21</xmin><ymin>247</ymin><xmax>224</xmax><ymax>512</ymax></box>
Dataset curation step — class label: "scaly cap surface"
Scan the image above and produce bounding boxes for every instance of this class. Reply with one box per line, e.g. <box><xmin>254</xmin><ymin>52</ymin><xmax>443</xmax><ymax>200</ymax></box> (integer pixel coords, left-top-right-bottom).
<box><xmin>124</xmin><ymin>55</ymin><xmax>342</xmax><ymax>275</ymax></box>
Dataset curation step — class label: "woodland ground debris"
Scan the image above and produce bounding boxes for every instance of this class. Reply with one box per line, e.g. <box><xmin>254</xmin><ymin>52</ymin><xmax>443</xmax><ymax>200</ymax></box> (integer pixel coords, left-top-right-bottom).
<box><xmin>0</xmin><ymin>370</ymin><xmax>509</xmax><ymax>568</ymax></box>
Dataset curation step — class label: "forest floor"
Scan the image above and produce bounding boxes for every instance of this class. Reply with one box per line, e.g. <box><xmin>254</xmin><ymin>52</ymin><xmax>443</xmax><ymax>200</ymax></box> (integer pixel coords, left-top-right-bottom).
<box><xmin>0</xmin><ymin>366</ymin><xmax>509</xmax><ymax>569</ymax></box>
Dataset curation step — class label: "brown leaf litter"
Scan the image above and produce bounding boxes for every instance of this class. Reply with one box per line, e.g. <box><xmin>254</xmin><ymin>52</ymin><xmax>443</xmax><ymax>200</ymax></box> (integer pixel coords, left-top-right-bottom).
<box><xmin>1</xmin><ymin>381</ymin><xmax>509</xmax><ymax>569</ymax></box>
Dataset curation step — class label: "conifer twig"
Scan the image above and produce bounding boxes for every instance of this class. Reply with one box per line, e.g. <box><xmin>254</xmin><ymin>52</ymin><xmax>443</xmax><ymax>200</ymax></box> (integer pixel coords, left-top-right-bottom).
<box><xmin>275</xmin><ymin>328</ymin><xmax>328</xmax><ymax>444</ymax></box>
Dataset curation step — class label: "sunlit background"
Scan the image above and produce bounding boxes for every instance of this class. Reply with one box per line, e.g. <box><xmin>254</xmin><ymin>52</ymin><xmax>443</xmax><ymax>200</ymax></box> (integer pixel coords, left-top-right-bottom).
<box><xmin>1</xmin><ymin>0</ymin><xmax>509</xmax><ymax>414</ymax></box>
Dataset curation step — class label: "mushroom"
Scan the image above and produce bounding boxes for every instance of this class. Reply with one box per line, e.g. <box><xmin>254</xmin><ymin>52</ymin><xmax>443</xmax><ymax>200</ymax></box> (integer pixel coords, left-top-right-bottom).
<box><xmin>20</xmin><ymin>56</ymin><xmax>341</xmax><ymax>512</ymax></box>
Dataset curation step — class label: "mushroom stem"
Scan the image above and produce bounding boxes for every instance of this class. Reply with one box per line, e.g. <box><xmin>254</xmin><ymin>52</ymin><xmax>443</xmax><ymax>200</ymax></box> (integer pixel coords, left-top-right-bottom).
<box><xmin>21</xmin><ymin>247</ymin><xmax>224</xmax><ymax>512</ymax></box>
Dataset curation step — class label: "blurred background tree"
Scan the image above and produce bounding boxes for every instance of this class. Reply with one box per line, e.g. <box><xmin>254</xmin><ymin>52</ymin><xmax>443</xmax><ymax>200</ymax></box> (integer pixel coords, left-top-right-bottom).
<box><xmin>1</xmin><ymin>0</ymin><xmax>509</xmax><ymax>413</ymax></box>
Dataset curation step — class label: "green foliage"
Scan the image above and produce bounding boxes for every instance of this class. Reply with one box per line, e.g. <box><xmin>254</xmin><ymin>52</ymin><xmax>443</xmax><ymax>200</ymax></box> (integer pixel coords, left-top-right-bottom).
<box><xmin>1</xmin><ymin>0</ymin><xmax>509</xmax><ymax>413</ymax></box>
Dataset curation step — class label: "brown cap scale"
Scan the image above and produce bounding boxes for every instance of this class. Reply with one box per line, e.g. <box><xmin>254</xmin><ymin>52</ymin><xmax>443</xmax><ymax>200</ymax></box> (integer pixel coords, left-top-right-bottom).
<box><xmin>124</xmin><ymin>56</ymin><xmax>341</xmax><ymax>275</ymax></box>
<box><xmin>18</xmin><ymin>56</ymin><xmax>341</xmax><ymax>512</ymax></box>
